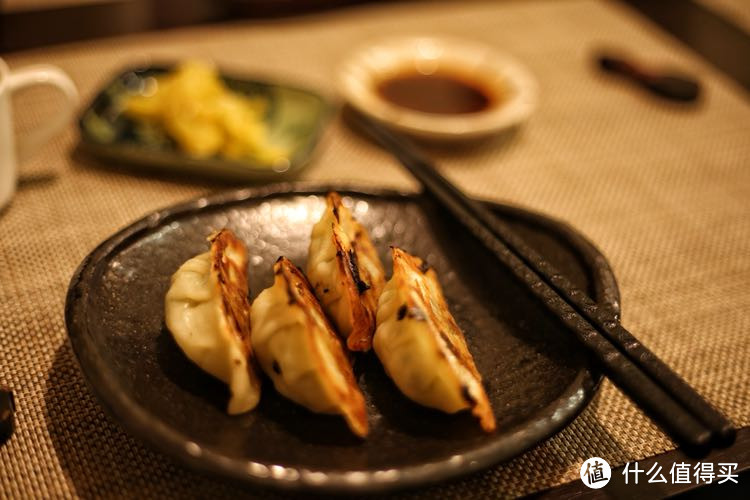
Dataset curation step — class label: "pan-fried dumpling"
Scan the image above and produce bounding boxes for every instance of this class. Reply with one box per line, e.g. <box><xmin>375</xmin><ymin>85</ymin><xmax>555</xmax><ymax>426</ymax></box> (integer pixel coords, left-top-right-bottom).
<box><xmin>164</xmin><ymin>229</ymin><xmax>261</xmax><ymax>415</ymax></box>
<box><xmin>373</xmin><ymin>247</ymin><xmax>496</xmax><ymax>432</ymax></box>
<box><xmin>307</xmin><ymin>192</ymin><xmax>385</xmax><ymax>352</ymax></box>
<box><xmin>251</xmin><ymin>256</ymin><xmax>369</xmax><ymax>437</ymax></box>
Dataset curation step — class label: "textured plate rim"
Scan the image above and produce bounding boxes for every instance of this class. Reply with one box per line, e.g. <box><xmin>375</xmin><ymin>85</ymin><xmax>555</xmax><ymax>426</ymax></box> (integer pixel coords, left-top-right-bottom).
<box><xmin>64</xmin><ymin>182</ymin><xmax>619</xmax><ymax>494</ymax></box>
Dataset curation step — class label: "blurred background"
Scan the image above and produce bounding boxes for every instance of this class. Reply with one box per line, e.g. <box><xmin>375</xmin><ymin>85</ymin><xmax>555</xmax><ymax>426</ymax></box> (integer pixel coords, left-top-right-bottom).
<box><xmin>2</xmin><ymin>0</ymin><xmax>749</xmax><ymax>91</ymax></box>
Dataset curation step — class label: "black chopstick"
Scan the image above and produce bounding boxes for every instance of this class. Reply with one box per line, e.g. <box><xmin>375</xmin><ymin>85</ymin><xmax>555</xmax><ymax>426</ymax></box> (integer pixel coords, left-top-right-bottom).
<box><xmin>350</xmin><ymin>110</ymin><xmax>735</xmax><ymax>454</ymax></box>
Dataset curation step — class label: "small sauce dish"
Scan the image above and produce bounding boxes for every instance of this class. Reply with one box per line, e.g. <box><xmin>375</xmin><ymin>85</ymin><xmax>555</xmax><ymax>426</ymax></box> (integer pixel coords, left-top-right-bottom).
<box><xmin>337</xmin><ymin>35</ymin><xmax>538</xmax><ymax>141</ymax></box>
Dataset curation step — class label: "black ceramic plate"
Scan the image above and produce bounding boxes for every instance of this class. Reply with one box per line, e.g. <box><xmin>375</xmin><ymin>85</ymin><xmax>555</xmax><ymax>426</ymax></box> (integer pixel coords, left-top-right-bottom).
<box><xmin>65</xmin><ymin>183</ymin><xmax>619</xmax><ymax>494</ymax></box>
<box><xmin>78</xmin><ymin>66</ymin><xmax>332</xmax><ymax>182</ymax></box>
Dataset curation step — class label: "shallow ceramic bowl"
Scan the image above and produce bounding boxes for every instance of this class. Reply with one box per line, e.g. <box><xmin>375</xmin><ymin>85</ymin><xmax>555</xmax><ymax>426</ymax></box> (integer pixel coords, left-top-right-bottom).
<box><xmin>337</xmin><ymin>36</ymin><xmax>538</xmax><ymax>140</ymax></box>
<box><xmin>65</xmin><ymin>184</ymin><xmax>619</xmax><ymax>494</ymax></box>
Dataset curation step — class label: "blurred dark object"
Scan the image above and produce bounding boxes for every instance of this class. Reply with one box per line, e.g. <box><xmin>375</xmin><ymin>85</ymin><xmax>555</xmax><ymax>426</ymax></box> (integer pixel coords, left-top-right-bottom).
<box><xmin>0</xmin><ymin>0</ymin><xmax>373</xmax><ymax>52</ymax></box>
<box><xmin>0</xmin><ymin>386</ymin><xmax>14</xmax><ymax>446</ymax></box>
<box><xmin>598</xmin><ymin>54</ymin><xmax>701</xmax><ymax>102</ymax></box>
<box><xmin>1</xmin><ymin>1</ymin><xmax>156</xmax><ymax>52</ymax></box>
<box><xmin>226</xmin><ymin>0</ymin><xmax>373</xmax><ymax>17</ymax></box>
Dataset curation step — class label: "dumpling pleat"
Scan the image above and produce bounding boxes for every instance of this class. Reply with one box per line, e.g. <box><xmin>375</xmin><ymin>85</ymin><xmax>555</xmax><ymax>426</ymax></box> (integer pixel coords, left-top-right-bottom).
<box><xmin>251</xmin><ymin>257</ymin><xmax>369</xmax><ymax>437</ymax></box>
<box><xmin>373</xmin><ymin>247</ymin><xmax>496</xmax><ymax>432</ymax></box>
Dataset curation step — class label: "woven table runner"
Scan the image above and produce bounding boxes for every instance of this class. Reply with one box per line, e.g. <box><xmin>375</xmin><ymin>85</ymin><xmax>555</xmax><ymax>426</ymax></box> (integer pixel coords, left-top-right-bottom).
<box><xmin>1</xmin><ymin>1</ymin><xmax>748</xmax><ymax>497</ymax></box>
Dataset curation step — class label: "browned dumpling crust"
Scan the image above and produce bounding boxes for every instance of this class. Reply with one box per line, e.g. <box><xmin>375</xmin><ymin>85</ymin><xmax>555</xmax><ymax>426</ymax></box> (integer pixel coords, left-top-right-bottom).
<box><xmin>210</xmin><ymin>229</ymin><xmax>254</xmax><ymax>356</ymax></box>
<box><xmin>374</xmin><ymin>247</ymin><xmax>495</xmax><ymax>432</ymax></box>
<box><xmin>307</xmin><ymin>192</ymin><xmax>386</xmax><ymax>352</ymax></box>
<box><xmin>165</xmin><ymin>229</ymin><xmax>262</xmax><ymax>415</ymax></box>
<box><xmin>251</xmin><ymin>256</ymin><xmax>369</xmax><ymax>437</ymax></box>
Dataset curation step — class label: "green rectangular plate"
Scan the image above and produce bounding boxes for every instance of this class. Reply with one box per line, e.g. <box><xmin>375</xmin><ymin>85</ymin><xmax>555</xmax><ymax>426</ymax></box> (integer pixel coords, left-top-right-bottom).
<box><xmin>78</xmin><ymin>65</ymin><xmax>333</xmax><ymax>182</ymax></box>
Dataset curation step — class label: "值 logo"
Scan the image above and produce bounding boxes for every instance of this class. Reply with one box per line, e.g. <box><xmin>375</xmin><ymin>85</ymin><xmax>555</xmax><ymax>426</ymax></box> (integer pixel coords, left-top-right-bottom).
<box><xmin>580</xmin><ymin>457</ymin><xmax>611</xmax><ymax>489</ymax></box>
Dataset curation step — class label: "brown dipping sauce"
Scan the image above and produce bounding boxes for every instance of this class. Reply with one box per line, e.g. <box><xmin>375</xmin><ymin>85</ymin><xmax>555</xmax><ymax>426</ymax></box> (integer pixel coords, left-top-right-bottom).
<box><xmin>376</xmin><ymin>70</ymin><xmax>496</xmax><ymax>114</ymax></box>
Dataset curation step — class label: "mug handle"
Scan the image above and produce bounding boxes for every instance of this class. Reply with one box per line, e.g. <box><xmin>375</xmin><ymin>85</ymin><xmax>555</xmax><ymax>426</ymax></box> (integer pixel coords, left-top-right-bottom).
<box><xmin>7</xmin><ymin>64</ymin><xmax>79</xmax><ymax>163</ymax></box>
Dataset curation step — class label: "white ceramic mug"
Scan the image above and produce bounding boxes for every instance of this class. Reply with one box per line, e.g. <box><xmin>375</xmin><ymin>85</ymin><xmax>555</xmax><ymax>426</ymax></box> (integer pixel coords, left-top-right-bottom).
<box><xmin>1</xmin><ymin>57</ymin><xmax>78</xmax><ymax>211</ymax></box>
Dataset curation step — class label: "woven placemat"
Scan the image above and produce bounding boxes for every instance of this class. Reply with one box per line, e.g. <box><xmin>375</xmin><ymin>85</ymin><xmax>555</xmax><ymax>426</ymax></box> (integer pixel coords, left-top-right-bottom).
<box><xmin>1</xmin><ymin>1</ymin><xmax>749</xmax><ymax>497</ymax></box>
